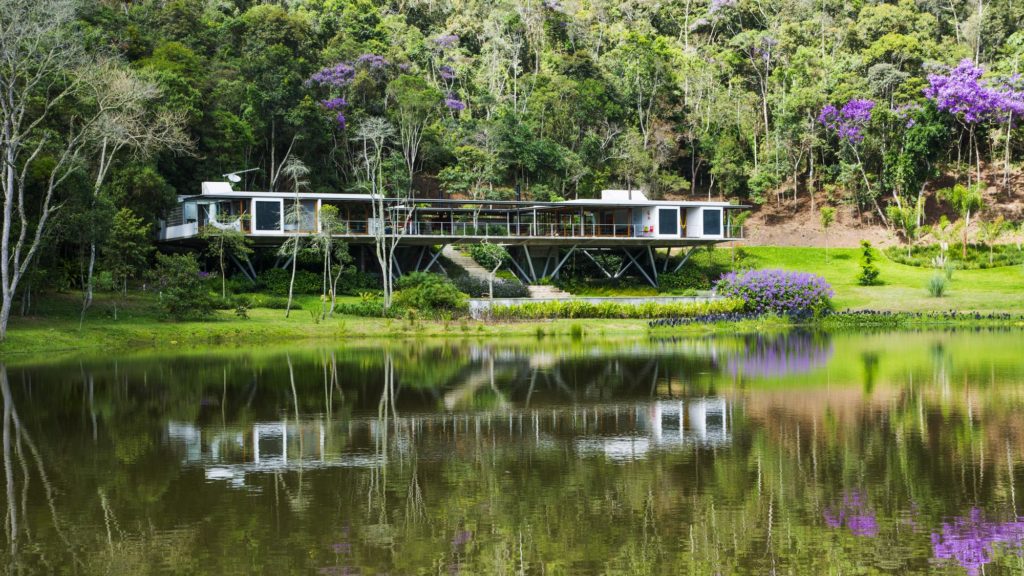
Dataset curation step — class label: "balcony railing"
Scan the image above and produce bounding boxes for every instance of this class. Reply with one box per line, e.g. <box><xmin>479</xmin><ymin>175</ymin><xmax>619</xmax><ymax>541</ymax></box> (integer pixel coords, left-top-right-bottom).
<box><xmin>270</xmin><ymin>220</ymin><xmax>745</xmax><ymax>240</ymax></box>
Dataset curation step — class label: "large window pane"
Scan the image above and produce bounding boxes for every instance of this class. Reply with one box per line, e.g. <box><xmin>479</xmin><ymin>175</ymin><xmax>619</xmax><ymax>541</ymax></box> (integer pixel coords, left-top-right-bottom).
<box><xmin>658</xmin><ymin>208</ymin><xmax>678</xmax><ymax>235</ymax></box>
<box><xmin>255</xmin><ymin>201</ymin><xmax>281</xmax><ymax>231</ymax></box>
<box><xmin>703</xmin><ymin>209</ymin><xmax>722</xmax><ymax>235</ymax></box>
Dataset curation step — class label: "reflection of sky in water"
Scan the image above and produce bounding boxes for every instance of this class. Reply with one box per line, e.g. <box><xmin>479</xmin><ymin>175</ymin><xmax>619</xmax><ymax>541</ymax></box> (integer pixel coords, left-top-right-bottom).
<box><xmin>726</xmin><ymin>331</ymin><xmax>834</xmax><ymax>377</ymax></box>
<box><xmin>931</xmin><ymin>509</ymin><xmax>1024</xmax><ymax>575</ymax></box>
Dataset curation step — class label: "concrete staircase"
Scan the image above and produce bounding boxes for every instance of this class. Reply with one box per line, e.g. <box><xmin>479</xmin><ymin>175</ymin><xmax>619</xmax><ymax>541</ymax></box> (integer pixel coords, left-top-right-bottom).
<box><xmin>440</xmin><ymin>245</ymin><xmax>492</xmax><ymax>281</ymax></box>
<box><xmin>526</xmin><ymin>284</ymin><xmax>572</xmax><ymax>299</ymax></box>
<box><xmin>442</xmin><ymin>246</ymin><xmax>572</xmax><ymax>299</ymax></box>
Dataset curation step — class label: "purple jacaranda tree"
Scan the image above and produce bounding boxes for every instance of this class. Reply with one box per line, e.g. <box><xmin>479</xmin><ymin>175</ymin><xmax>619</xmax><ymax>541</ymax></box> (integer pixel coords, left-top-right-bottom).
<box><xmin>818</xmin><ymin>98</ymin><xmax>889</xmax><ymax>223</ymax></box>
<box><xmin>924</xmin><ymin>59</ymin><xmax>1024</xmax><ymax>186</ymax></box>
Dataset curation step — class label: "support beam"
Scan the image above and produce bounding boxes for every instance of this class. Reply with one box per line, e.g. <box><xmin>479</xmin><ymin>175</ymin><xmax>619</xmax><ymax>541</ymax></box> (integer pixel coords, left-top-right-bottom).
<box><xmin>549</xmin><ymin>246</ymin><xmax>577</xmax><ymax>279</ymax></box>
<box><xmin>579</xmin><ymin>249</ymin><xmax>612</xmax><ymax>278</ymax></box>
<box><xmin>671</xmin><ymin>246</ymin><xmax>700</xmax><ymax>273</ymax></box>
<box><xmin>422</xmin><ymin>244</ymin><xmax>447</xmax><ymax>273</ymax></box>
<box><xmin>647</xmin><ymin>246</ymin><xmax>659</xmax><ymax>288</ymax></box>
<box><xmin>390</xmin><ymin>251</ymin><xmax>404</xmax><ymax>278</ymax></box>
<box><xmin>413</xmin><ymin>246</ymin><xmax>427</xmax><ymax>272</ymax></box>
<box><xmin>506</xmin><ymin>251</ymin><xmax>532</xmax><ymax>284</ymax></box>
<box><xmin>663</xmin><ymin>247</ymin><xmax>673</xmax><ymax>272</ymax></box>
<box><xmin>229</xmin><ymin>254</ymin><xmax>256</xmax><ymax>283</ymax></box>
<box><xmin>522</xmin><ymin>246</ymin><xmax>537</xmax><ymax>283</ymax></box>
<box><xmin>622</xmin><ymin>248</ymin><xmax>657</xmax><ymax>288</ymax></box>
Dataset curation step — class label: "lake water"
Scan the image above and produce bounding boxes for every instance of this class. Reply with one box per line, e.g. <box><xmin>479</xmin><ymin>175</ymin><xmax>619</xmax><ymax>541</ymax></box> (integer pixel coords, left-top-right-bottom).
<box><xmin>3</xmin><ymin>330</ymin><xmax>1024</xmax><ymax>574</ymax></box>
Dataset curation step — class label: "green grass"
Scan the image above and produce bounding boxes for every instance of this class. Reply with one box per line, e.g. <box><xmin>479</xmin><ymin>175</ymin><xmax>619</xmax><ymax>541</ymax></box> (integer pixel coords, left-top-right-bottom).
<box><xmin>742</xmin><ymin>246</ymin><xmax>1024</xmax><ymax>313</ymax></box>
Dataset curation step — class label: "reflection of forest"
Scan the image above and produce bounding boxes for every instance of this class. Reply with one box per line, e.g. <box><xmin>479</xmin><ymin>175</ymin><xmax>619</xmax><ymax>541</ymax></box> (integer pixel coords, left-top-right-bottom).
<box><xmin>2</xmin><ymin>331</ymin><xmax>1024</xmax><ymax>574</ymax></box>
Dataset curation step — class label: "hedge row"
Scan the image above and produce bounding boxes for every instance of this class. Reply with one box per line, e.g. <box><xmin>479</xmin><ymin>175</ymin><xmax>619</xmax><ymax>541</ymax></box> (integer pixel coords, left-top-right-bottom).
<box><xmin>483</xmin><ymin>298</ymin><xmax>744</xmax><ymax>320</ymax></box>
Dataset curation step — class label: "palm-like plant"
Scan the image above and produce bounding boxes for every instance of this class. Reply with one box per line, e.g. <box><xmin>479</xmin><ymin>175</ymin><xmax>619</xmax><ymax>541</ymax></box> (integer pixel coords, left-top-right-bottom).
<box><xmin>938</xmin><ymin>182</ymin><xmax>984</xmax><ymax>259</ymax></box>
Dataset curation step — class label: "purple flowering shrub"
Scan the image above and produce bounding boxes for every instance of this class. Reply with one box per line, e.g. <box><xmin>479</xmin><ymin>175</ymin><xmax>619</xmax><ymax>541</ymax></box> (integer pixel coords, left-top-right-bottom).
<box><xmin>714</xmin><ymin>269</ymin><xmax>833</xmax><ymax>318</ymax></box>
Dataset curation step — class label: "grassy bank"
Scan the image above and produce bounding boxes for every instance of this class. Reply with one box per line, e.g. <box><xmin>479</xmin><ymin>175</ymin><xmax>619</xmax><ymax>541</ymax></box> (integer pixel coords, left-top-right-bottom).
<box><xmin>0</xmin><ymin>292</ymin><xmax>682</xmax><ymax>356</ymax></box>
<box><xmin>4</xmin><ymin>245</ymin><xmax>1022</xmax><ymax>356</ymax></box>
<box><xmin>741</xmin><ymin>246</ymin><xmax>1024</xmax><ymax>313</ymax></box>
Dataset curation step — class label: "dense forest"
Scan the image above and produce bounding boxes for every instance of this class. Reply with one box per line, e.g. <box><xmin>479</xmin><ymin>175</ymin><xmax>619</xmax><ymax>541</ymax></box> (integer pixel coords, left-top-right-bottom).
<box><xmin>3</xmin><ymin>0</ymin><xmax>1024</xmax><ymax>334</ymax></box>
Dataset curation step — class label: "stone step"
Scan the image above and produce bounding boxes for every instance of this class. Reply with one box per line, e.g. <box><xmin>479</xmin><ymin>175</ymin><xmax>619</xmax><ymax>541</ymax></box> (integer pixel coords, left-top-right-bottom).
<box><xmin>527</xmin><ymin>285</ymin><xmax>572</xmax><ymax>299</ymax></box>
<box><xmin>440</xmin><ymin>245</ymin><xmax>491</xmax><ymax>281</ymax></box>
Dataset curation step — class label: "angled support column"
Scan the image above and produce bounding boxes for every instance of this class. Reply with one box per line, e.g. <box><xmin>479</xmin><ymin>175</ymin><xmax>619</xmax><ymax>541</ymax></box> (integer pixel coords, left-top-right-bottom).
<box><xmin>506</xmin><ymin>251</ymin><xmax>532</xmax><ymax>284</ymax></box>
<box><xmin>422</xmin><ymin>244</ymin><xmax>447</xmax><ymax>273</ymax></box>
<box><xmin>549</xmin><ymin>246</ymin><xmax>577</xmax><ymax>278</ymax></box>
<box><xmin>671</xmin><ymin>246</ymin><xmax>700</xmax><ymax>273</ymax></box>
<box><xmin>522</xmin><ymin>245</ymin><xmax>538</xmax><ymax>283</ymax></box>
<box><xmin>413</xmin><ymin>246</ymin><xmax>428</xmax><ymax>272</ymax></box>
<box><xmin>229</xmin><ymin>254</ymin><xmax>257</xmax><ymax>283</ymax></box>
<box><xmin>622</xmin><ymin>248</ymin><xmax>656</xmax><ymax>288</ymax></box>
<box><xmin>663</xmin><ymin>247</ymin><xmax>673</xmax><ymax>272</ymax></box>
<box><xmin>647</xmin><ymin>246</ymin><xmax>659</xmax><ymax>288</ymax></box>
<box><xmin>579</xmin><ymin>249</ymin><xmax>612</xmax><ymax>278</ymax></box>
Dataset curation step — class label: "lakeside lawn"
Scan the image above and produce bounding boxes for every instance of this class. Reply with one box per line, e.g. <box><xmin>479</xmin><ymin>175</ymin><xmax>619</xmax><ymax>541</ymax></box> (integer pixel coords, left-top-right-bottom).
<box><xmin>743</xmin><ymin>246</ymin><xmax>1024</xmax><ymax>313</ymax></box>
<box><xmin>2</xmin><ymin>245</ymin><xmax>1022</xmax><ymax>356</ymax></box>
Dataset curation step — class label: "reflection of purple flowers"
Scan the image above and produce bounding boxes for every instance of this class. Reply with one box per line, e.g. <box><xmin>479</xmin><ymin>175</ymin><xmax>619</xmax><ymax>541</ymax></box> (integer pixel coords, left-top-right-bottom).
<box><xmin>715</xmin><ymin>269</ymin><xmax>833</xmax><ymax>318</ymax></box>
<box><xmin>309</xmin><ymin>63</ymin><xmax>356</xmax><ymax>88</ymax></box>
<box><xmin>726</xmin><ymin>332</ymin><xmax>833</xmax><ymax>377</ymax></box>
<box><xmin>452</xmin><ymin>530</ymin><xmax>472</xmax><ymax>547</ymax></box>
<box><xmin>924</xmin><ymin>59</ymin><xmax>1024</xmax><ymax>124</ymax></box>
<box><xmin>932</xmin><ymin>508</ymin><xmax>1024</xmax><ymax>576</ymax></box>
<box><xmin>819</xmin><ymin>99</ymin><xmax>875</xmax><ymax>144</ymax></box>
<box><xmin>824</xmin><ymin>490</ymin><xmax>879</xmax><ymax>537</ymax></box>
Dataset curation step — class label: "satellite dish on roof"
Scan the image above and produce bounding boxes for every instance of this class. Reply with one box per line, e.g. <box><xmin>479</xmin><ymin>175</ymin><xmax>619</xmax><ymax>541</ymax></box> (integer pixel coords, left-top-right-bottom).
<box><xmin>221</xmin><ymin>168</ymin><xmax>260</xmax><ymax>185</ymax></box>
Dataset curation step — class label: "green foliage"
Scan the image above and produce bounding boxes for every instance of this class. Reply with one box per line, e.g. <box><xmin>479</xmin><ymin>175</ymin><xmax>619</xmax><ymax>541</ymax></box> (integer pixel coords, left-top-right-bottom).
<box><xmin>884</xmin><ymin>243</ymin><xmax>1024</xmax><ymax>269</ymax></box>
<box><xmin>451</xmin><ymin>276</ymin><xmax>529</xmax><ymax>298</ymax></box>
<box><xmin>466</xmin><ymin>243</ymin><xmax>508</xmax><ymax>271</ymax></box>
<box><xmin>927</xmin><ymin>274</ymin><xmax>948</xmax><ymax>297</ymax></box>
<box><xmin>393</xmin><ymin>272</ymin><xmax>468</xmax><ymax>312</ymax></box>
<box><xmin>257</xmin><ymin>268</ymin><xmax>322</xmax><ymax>295</ymax></box>
<box><xmin>485</xmin><ymin>298</ymin><xmax>744</xmax><ymax>321</ymax></box>
<box><xmin>857</xmin><ymin>241</ymin><xmax>882</xmax><ymax>286</ymax></box>
<box><xmin>150</xmin><ymin>253</ymin><xmax>211</xmax><ymax>320</ymax></box>
<box><xmin>103</xmin><ymin>208</ymin><xmax>153</xmax><ymax>291</ymax></box>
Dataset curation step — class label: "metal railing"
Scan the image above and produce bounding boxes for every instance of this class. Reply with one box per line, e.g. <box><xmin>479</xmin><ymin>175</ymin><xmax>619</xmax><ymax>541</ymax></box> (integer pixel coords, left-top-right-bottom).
<box><xmin>325</xmin><ymin>220</ymin><xmax>744</xmax><ymax>240</ymax></box>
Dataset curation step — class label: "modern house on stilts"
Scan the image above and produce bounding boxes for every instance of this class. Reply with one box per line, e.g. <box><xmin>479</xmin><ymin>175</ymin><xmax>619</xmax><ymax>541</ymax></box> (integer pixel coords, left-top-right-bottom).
<box><xmin>158</xmin><ymin>183</ymin><xmax>746</xmax><ymax>287</ymax></box>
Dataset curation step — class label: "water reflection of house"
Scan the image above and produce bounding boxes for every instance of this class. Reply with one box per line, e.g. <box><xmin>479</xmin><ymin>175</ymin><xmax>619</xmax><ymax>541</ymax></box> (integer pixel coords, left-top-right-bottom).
<box><xmin>167</xmin><ymin>398</ymin><xmax>732</xmax><ymax>486</ymax></box>
<box><xmin>573</xmin><ymin>398</ymin><xmax>731</xmax><ymax>461</ymax></box>
<box><xmin>167</xmin><ymin>420</ymin><xmax>382</xmax><ymax>488</ymax></box>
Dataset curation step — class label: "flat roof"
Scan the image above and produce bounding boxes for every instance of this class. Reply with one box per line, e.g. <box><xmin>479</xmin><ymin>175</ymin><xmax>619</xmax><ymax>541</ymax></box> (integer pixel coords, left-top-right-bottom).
<box><xmin>185</xmin><ymin>188</ymin><xmax>745</xmax><ymax>210</ymax></box>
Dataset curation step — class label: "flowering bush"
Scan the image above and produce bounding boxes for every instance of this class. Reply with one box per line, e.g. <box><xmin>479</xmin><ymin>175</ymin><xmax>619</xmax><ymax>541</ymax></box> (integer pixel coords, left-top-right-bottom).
<box><xmin>714</xmin><ymin>269</ymin><xmax>833</xmax><ymax>318</ymax></box>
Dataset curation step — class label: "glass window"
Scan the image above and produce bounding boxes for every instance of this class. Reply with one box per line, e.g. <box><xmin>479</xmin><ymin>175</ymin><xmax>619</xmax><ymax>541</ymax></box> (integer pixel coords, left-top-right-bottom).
<box><xmin>658</xmin><ymin>208</ymin><xmax>679</xmax><ymax>236</ymax></box>
<box><xmin>255</xmin><ymin>200</ymin><xmax>281</xmax><ymax>232</ymax></box>
<box><xmin>703</xmin><ymin>209</ymin><xmax>722</xmax><ymax>236</ymax></box>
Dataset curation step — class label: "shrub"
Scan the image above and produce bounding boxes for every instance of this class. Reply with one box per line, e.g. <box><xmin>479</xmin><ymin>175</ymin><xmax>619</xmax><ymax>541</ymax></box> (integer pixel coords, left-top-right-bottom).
<box><xmin>660</xmin><ymin>267</ymin><xmax>713</xmax><ymax>291</ymax></box>
<box><xmin>257</xmin><ymin>267</ymin><xmax>322</xmax><ymax>295</ymax></box>
<box><xmin>714</xmin><ymin>269</ymin><xmax>833</xmax><ymax>319</ymax></box>
<box><xmin>451</xmin><ymin>275</ymin><xmax>529</xmax><ymax>298</ymax></box>
<box><xmin>857</xmin><ymin>240</ymin><xmax>881</xmax><ymax>286</ymax></box>
<box><xmin>150</xmin><ymin>253</ymin><xmax>212</xmax><ymax>320</ymax></box>
<box><xmin>466</xmin><ymin>243</ymin><xmax>508</xmax><ymax>270</ymax></box>
<box><xmin>927</xmin><ymin>274</ymin><xmax>948</xmax><ymax>297</ymax></box>
<box><xmin>394</xmin><ymin>272</ymin><xmax>468</xmax><ymax>312</ymax></box>
<box><xmin>485</xmin><ymin>298</ymin><xmax>744</xmax><ymax>320</ymax></box>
